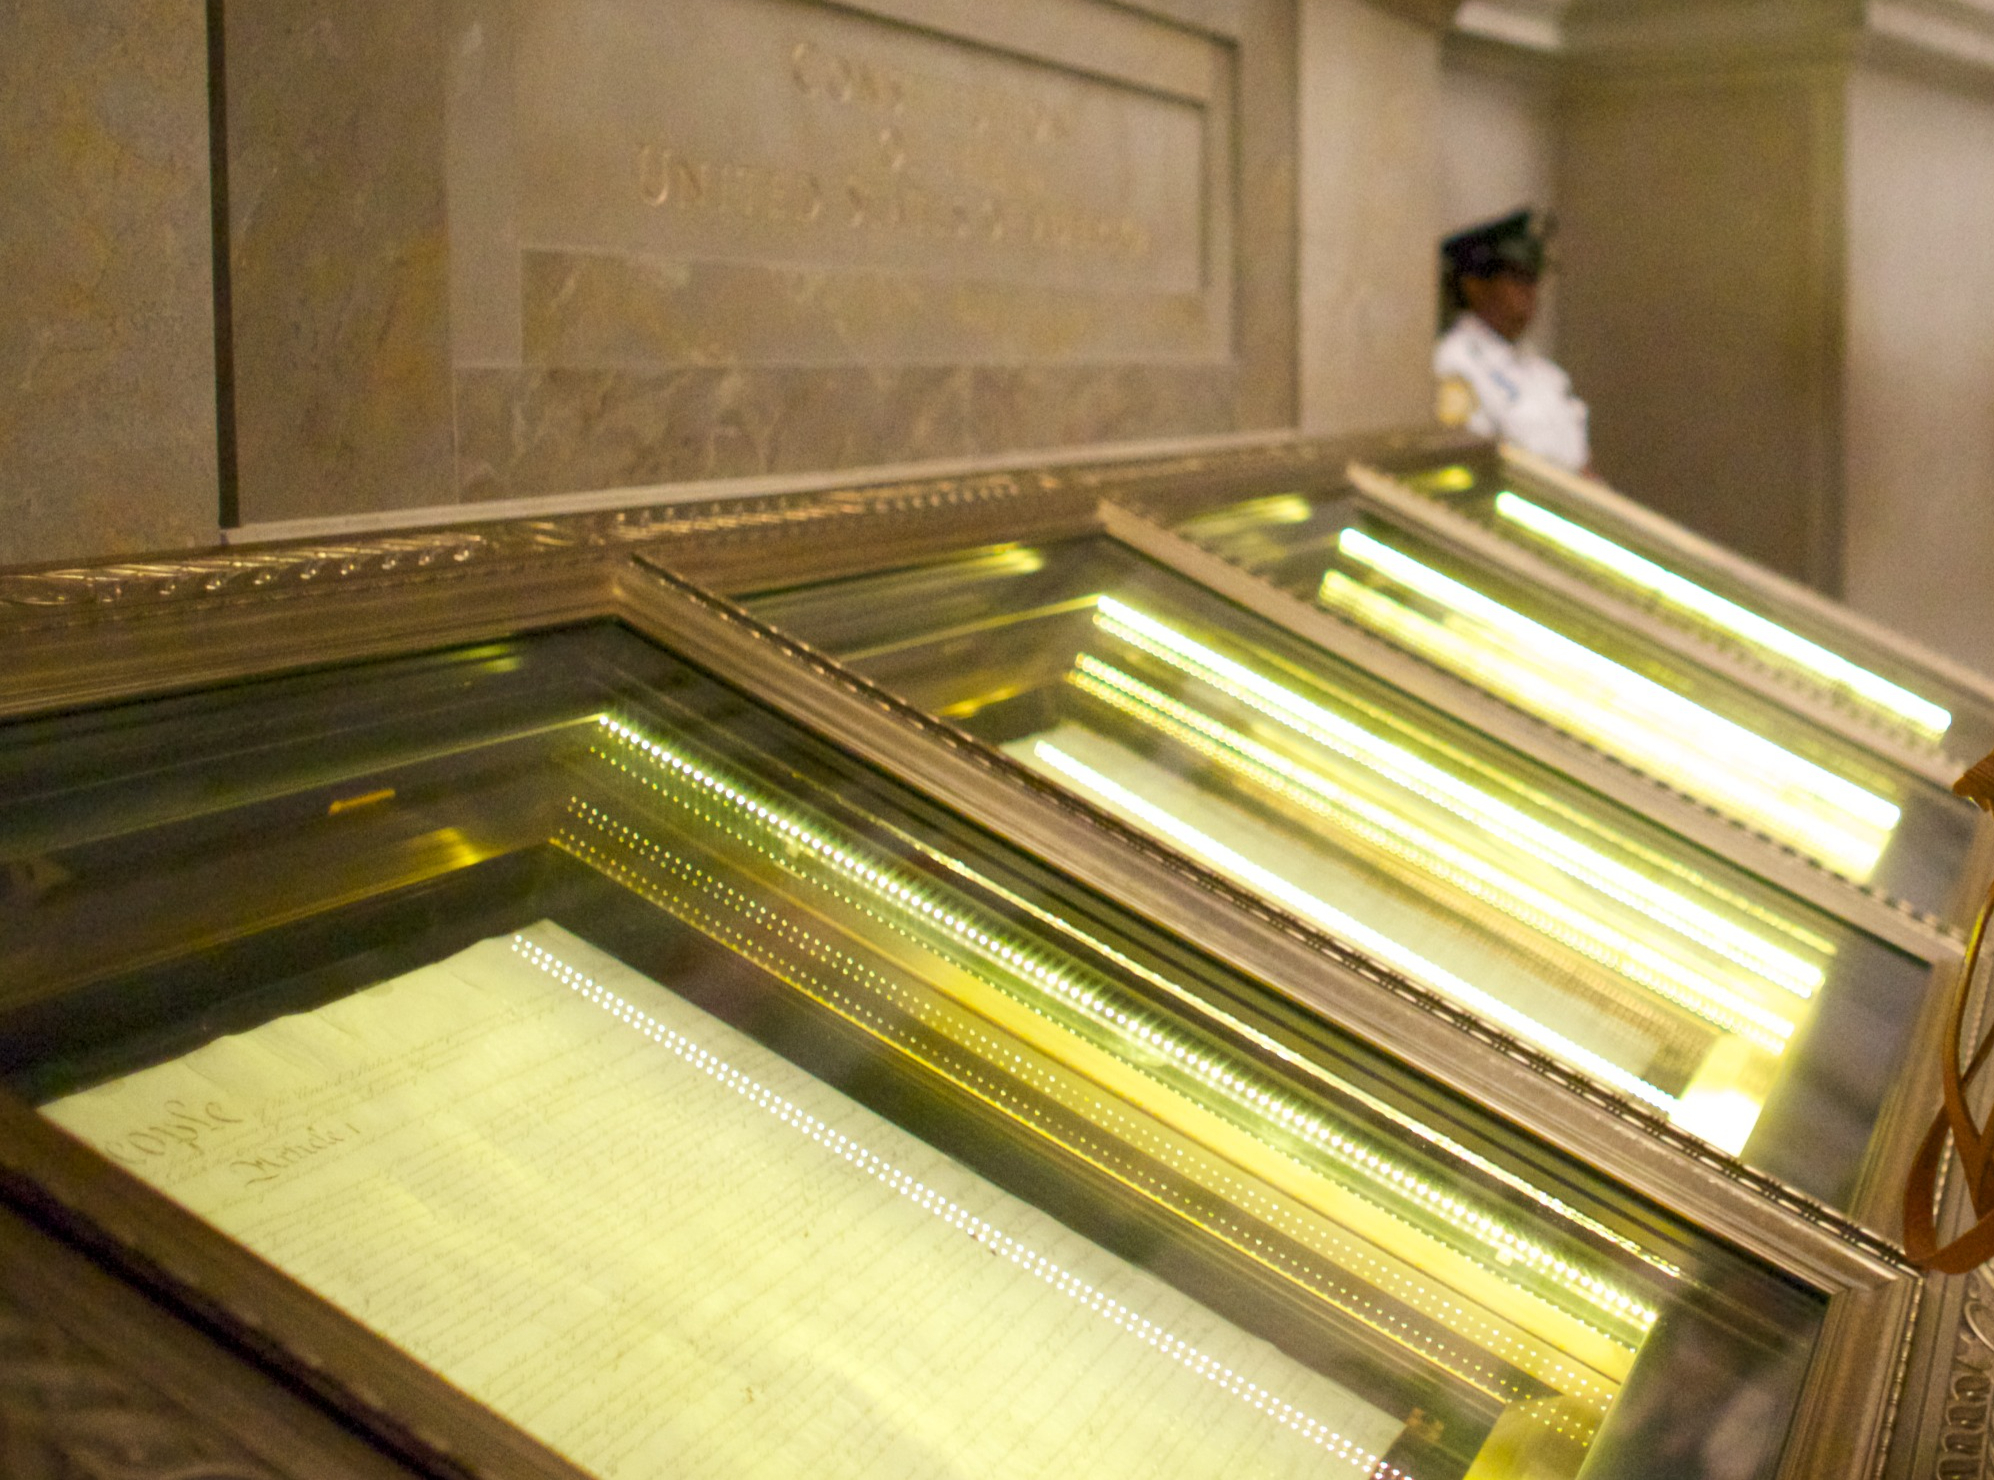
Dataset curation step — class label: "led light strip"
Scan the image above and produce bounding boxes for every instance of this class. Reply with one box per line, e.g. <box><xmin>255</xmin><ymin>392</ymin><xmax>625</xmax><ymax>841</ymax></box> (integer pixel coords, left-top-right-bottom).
<box><xmin>1320</xmin><ymin>537</ymin><xmax>1899</xmax><ymax>880</ymax></box>
<box><xmin>1337</xmin><ymin>529</ymin><xmax>1901</xmax><ymax>834</ymax></box>
<box><xmin>1494</xmin><ymin>492</ymin><xmax>1950</xmax><ymax>740</ymax></box>
<box><xmin>509</xmin><ymin>934</ymin><xmax>1401</xmax><ymax>1476</ymax></box>
<box><xmin>1031</xmin><ymin>739</ymin><xmax>1679</xmax><ymax>1117</ymax></box>
<box><xmin>562</xmin><ymin>806</ymin><xmax>1615</xmax><ymax>1407</ymax></box>
<box><xmin>1314</xmin><ymin>674</ymin><xmax>1839</xmax><ymax>959</ymax></box>
<box><xmin>1092</xmin><ymin>598</ymin><xmax>1824</xmax><ymax>995</ymax></box>
<box><xmin>591</xmin><ymin>718</ymin><xmax>1657</xmax><ymax>1331</ymax></box>
<box><xmin>1321</xmin><ymin>570</ymin><xmax>1887</xmax><ymax>881</ymax></box>
<box><xmin>891</xmin><ymin>830</ymin><xmax>1682</xmax><ymax>1281</ymax></box>
<box><xmin>1323</xmin><ymin>569</ymin><xmax>1885</xmax><ymax>883</ymax></box>
<box><xmin>1071</xmin><ymin>658</ymin><xmax>1796</xmax><ymax>1050</ymax></box>
<box><xmin>593</xmin><ymin>737</ymin><xmax>1652</xmax><ymax>1337</ymax></box>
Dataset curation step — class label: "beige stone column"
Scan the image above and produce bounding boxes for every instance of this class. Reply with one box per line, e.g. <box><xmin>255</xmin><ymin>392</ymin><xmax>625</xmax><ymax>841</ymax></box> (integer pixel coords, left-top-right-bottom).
<box><xmin>1456</xmin><ymin>0</ymin><xmax>1994</xmax><ymax>680</ymax></box>
<box><xmin>1554</xmin><ymin>53</ymin><xmax>1848</xmax><ymax>591</ymax></box>
<box><xmin>1297</xmin><ymin>0</ymin><xmax>1449</xmax><ymax>435</ymax></box>
<box><xmin>1843</xmin><ymin>59</ymin><xmax>1994</xmax><ymax>676</ymax></box>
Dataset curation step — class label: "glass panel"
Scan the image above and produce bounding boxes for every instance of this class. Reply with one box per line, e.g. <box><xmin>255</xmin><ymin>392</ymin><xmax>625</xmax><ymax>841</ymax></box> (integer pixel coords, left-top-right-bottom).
<box><xmin>1393</xmin><ymin>455</ymin><xmax>1994</xmax><ymax>770</ymax></box>
<box><xmin>749</xmin><ymin>541</ymin><xmax>1931</xmax><ymax>1209</ymax></box>
<box><xmin>1169</xmin><ymin>490</ymin><xmax>1977</xmax><ymax>919</ymax></box>
<box><xmin>2</xmin><ymin>624</ymin><xmax>1821</xmax><ymax>1480</ymax></box>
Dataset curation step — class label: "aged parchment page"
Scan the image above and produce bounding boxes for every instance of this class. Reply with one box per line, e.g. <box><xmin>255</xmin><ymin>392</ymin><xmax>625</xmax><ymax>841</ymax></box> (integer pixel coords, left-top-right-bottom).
<box><xmin>44</xmin><ymin>920</ymin><xmax>1402</xmax><ymax>1478</ymax></box>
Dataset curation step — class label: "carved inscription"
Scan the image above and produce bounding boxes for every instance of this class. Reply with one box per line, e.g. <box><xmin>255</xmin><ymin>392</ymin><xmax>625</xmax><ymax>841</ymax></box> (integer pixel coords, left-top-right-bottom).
<box><xmin>516</xmin><ymin>0</ymin><xmax>1205</xmax><ymax>293</ymax></box>
<box><xmin>1941</xmin><ymin>1272</ymin><xmax>1994</xmax><ymax>1479</ymax></box>
<box><xmin>631</xmin><ymin>36</ymin><xmax>1150</xmax><ymax>264</ymax></box>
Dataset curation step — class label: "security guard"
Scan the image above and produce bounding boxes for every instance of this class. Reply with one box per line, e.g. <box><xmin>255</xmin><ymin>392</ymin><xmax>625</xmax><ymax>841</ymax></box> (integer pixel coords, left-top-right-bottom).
<box><xmin>1433</xmin><ymin>209</ymin><xmax>1590</xmax><ymax>473</ymax></box>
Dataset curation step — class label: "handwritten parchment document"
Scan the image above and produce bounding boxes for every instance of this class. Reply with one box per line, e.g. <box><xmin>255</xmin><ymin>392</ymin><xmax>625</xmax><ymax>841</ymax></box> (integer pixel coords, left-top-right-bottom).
<box><xmin>44</xmin><ymin>921</ymin><xmax>1400</xmax><ymax>1478</ymax></box>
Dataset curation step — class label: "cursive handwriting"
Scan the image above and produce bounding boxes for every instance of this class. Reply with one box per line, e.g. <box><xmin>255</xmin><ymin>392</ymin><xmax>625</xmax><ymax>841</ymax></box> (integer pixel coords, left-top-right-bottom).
<box><xmin>99</xmin><ymin>1098</ymin><xmax>244</xmax><ymax>1166</ymax></box>
<box><xmin>231</xmin><ymin>1121</ymin><xmax>361</xmax><ymax>1187</ymax></box>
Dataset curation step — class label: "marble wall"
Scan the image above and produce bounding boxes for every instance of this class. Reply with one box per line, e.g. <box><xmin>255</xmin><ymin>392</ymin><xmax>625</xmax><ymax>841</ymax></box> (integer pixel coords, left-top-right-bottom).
<box><xmin>223</xmin><ymin>1</ymin><xmax>455</xmax><ymax>524</ymax></box>
<box><xmin>1556</xmin><ymin>67</ymin><xmax>1846</xmax><ymax>591</ymax></box>
<box><xmin>0</xmin><ymin>0</ymin><xmax>1306</xmax><ymax>556</ymax></box>
<box><xmin>220</xmin><ymin>0</ymin><xmax>1296</xmax><ymax>526</ymax></box>
<box><xmin>1297</xmin><ymin>0</ymin><xmax>1442</xmax><ymax>435</ymax></box>
<box><xmin>0</xmin><ymin>0</ymin><xmax>220</xmax><ymax>565</ymax></box>
<box><xmin>1844</xmin><ymin>62</ymin><xmax>1994</xmax><ymax>676</ymax></box>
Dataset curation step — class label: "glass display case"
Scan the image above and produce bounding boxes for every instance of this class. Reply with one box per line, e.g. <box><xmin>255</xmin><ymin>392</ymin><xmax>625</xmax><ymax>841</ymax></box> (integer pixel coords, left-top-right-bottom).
<box><xmin>0</xmin><ymin>618</ymin><xmax>1846</xmax><ymax>1480</ymax></box>
<box><xmin>747</xmin><ymin>534</ymin><xmax>1945</xmax><ymax>1214</ymax></box>
<box><xmin>1372</xmin><ymin>443</ymin><xmax>1994</xmax><ymax>776</ymax></box>
<box><xmin>0</xmin><ymin>446</ymin><xmax>1957</xmax><ymax>1478</ymax></box>
<box><xmin>1132</xmin><ymin>470</ymin><xmax>1984</xmax><ymax>927</ymax></box>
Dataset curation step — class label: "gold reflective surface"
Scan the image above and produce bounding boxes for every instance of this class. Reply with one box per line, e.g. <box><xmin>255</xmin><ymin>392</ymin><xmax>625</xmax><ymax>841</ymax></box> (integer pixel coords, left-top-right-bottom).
<box><xmin>4</xmin><ymin>626</ymin><xmax>1821</xmax><ymax>1480</ymax></box>
<box><xmin>1173</xmin><ymin>485</ymin><xmax>1981</xmax><ymax>926</ymax></box>
<box><xmin>752</xmin><ymin>540</ymin><xmax>1931</xmax><ymax>1207</ymax></box>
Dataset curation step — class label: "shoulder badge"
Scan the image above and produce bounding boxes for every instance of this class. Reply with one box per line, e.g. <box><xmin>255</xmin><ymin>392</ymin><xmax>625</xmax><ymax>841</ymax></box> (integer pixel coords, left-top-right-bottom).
<box><xmin>1435</xmin><ymin>375</ymin><xmax>1479</xmax><ymax>429</ymax></box>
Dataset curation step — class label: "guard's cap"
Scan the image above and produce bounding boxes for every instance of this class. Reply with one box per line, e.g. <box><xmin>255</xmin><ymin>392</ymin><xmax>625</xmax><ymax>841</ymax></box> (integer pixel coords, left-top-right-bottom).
<box><xmin>1440</xmin><ymin>209</ymin><xmax>1552</xmax><ymax>280</ymax></box>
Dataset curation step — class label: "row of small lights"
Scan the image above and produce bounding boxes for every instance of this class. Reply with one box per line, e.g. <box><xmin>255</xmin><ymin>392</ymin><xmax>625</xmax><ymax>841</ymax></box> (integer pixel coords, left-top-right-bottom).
<box><xmin>592</xmin><ymin>727</ymin><xmax>1645</xmax><ymax>1333</ymax></box>
<box><xmin>1317</xmin><ymin>546</ymin><xmax>1894</xmax><ymax>883</ymax></box>
<box><xmin>590</xmin><ymin>717</ymin><xmax>1659</xmax><ymax>1336</ymax></box>
<box><xmin>890</xmin><ymin>836</ymin><xmax>1678</xmax><ymax>1281</ymax></box>
<box><xmin>1027</xmin><ymin>738</ymin><xmax>1663</xmax><ymax>1343</ymax></box>
<box><xmin>591</xmin><ymin>722</ymin><xmax>1658</xmax><ymax>1334</ymax></box>
<box><xmin>1071</xmin><ymin>655</ymin><xmax>1795</xmax><ymax>1051</ymax></box>
<box><xmin>1090</xmin><ymin>599</ymin><xmax>1826</xmax><ymax>995</ymax></box>
<box><xmin>561</xmin><ymin>802</ymin><xmax>1605</xmax><ymax>1408</ymax></box>
<box><xmin>509</xmin><ymin>931</ymin><xmax>1400</xmax><ymax>1475</ymax></box>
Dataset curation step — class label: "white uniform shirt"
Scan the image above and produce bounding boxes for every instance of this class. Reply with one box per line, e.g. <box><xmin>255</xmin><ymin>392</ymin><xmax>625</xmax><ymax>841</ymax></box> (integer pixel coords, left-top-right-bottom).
<box><xmin>1433</xmin><ymin>312</ymin><xmax>1590</xmax><ymax>472</ymax></box>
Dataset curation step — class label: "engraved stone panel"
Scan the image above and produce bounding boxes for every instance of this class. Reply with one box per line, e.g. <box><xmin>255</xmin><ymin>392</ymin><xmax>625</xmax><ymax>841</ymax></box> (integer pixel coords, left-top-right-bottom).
<box><xmin>510</xmin><ymin>0</ymin><xmax>1224</xmax><ymax>369</ymax></box>
<box><xmin>445</xmin><ymin>0</ymin><xmax>1253</xmax><ymax>504</ymax></box>
<box><xmin>218</xmin><ymin>0</ymin><xmax>1287</xmax><ymax>524</ymax></box>
<box><xmin>521</xmin><ymin>0</ymin><xmax>1207</xmax><ymax>292</ymax></box>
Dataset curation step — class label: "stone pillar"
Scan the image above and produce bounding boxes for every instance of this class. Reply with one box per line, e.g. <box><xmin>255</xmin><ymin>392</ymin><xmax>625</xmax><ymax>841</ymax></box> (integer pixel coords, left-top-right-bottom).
<box><xmin>1453</xmin><ymin>0</ymin><xmax>1994</xmax><ymax>681</ymax></box>
<box><xmin>1555</xmin><ymin>55</ymin><xmax>1848</xmax><ymax>591</ymax></box>
<box><xmin>1297</xmin><ymin>0</ymin><xmax>1448</xmax><ymax>435</ymax></box>
<box><xmin>1843</xmin><ymin>60</ymin><xmax>1994</xmax><ymax>677</ymax></box>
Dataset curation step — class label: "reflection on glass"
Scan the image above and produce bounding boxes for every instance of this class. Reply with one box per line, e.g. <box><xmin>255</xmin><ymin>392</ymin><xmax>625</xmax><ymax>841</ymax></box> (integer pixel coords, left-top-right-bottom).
<box><xmin>1488</xmin><ymin>492</ymin><xmax>1951</xmax><ymax>743</ymax></box>
<box><xmin>750</xmin><ymin>547</ymin><xmax>1930</xmax><ymax>1205</ymax></box>
<box><xmin>4</xmin><ymin>631</ymin><xmax>1823</xmax><ymax>1479</ymax></box>
<box><xmin>1031</xmin><ymin>600</ymin><xmax>1817</xmax><ymax>1137</ymax></box>
<box><xmin>1394</xmin><ymin>459</ymin><xmax>1977</xmax><ymax>773</ymax></box>
<box><xmin>1172</xmin><ymin>487</ymin><xmax>1979</xmax><ymax>923</ymax></box>
<box><xmin>1319</xmin><ymin>527</ymin><xmax>1901</xmax><ymax>881</ymax></box>
<box><xmin>584</xmin><ymin>716</ymin><xmax>1667</xmax><ymax>1336</ymax></box>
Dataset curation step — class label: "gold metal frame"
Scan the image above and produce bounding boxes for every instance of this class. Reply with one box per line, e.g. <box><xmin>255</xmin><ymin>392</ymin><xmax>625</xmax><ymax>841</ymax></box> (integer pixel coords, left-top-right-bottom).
<box><xmin>1096</xmin><ymin>500</ymin><xmax>1963</xmax><ymax>959</ymax></box>
<box><xmin>0</xmin><ymin>438</ymin><xmax>1961</xmax><ymax>1477</ymax></box>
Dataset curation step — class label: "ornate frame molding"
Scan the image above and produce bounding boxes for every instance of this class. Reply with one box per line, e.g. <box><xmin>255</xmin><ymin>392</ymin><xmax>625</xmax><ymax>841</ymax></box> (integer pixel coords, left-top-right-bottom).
<box><xmin>0</xmin><ymin>430</ymin><xmax>1947</xmax><ymax>1477</ymax></box>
